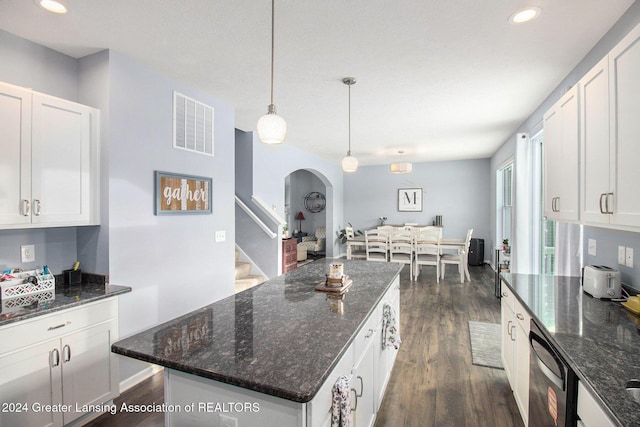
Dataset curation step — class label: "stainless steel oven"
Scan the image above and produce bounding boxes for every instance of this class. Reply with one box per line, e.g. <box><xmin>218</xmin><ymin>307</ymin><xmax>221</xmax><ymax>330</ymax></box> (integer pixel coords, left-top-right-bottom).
<box><xmin>529</xmin><ymin>319</ymin><xmax>578</xmax><ymax>427</ymax></box>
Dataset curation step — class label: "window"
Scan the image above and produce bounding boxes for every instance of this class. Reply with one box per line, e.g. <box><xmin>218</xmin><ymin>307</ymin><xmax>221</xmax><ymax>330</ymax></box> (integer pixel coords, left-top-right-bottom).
<box><xmin>497</xmin><ymin>162</ymin><xmax>513</xmax><ymax>246</ymax></box>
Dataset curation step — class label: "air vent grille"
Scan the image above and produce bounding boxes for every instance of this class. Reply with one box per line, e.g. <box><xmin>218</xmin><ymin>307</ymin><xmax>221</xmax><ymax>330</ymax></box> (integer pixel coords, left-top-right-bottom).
<box><xmin>173</xmin><ymin>91</ymin><xmax>214</xmax><ymax>156</ymax></box>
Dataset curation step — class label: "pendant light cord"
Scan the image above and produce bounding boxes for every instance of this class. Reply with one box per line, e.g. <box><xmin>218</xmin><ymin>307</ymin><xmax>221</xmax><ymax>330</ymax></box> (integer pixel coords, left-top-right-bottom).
<box><xmin>348</xmin><ymin>81</ymin><xmax>351</xmax><ymax>155</ymax></box>
<box><xmin>270</xmin><ymin>0</ymin><xmax>275</xmax><ymax>106</ymax></box>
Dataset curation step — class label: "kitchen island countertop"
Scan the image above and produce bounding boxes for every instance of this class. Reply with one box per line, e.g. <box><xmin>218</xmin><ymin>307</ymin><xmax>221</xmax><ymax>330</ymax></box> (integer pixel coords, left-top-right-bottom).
<box><xmin>112</xmin><ymin>259</ymin><xmax>402</xmax><ymax>403</ymax></box>
<box><xmin>501</xmin><ymin>273</ymin><xmax>640</xmax><ymax>427</ymax></box>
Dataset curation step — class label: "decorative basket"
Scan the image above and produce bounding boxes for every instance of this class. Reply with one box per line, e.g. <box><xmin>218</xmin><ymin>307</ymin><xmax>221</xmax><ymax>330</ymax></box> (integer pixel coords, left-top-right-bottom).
<box><xmin>1</xmin><ymin>290</ymin><xmax>55</xmax><ymax>314</ymax></box>
<box><xmin>1</xmin><ymin>270</ymin><xmax>56</xmax><ymax>300</ymax></box>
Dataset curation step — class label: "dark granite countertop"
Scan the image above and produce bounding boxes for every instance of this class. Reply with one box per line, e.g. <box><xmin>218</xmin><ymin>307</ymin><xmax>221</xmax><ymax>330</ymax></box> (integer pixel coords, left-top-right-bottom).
<box><xmin>0</xmin><ymin>283</ymin><xmax>132</xmax><ymax>327</ymax></box>
<box><xmin>112</xmin><ymin>260</ymin><xmax>402</xmax><ymax>403</ymax></box>
<box><xmin>501</xmin><ymin>273</ymin><xmax>640</xmax><ymax>427</ymax></box>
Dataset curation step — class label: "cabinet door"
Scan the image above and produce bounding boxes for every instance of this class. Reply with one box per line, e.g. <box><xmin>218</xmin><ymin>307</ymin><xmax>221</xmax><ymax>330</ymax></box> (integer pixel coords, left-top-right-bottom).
<box><xmin>0</xmin><ymin>82</ymin><xmax>32</xmax><ymax>226</ymax></box>
<box><xmin>514</xmin><ymin>321</ymin><xmax>530</xmax><ymax>424</ymax></box>
<box><xmin>544</xmin><ymin>87</ymin><xmax>579</xmax><ymax>221</ymax></box>
<box><xmin>0</xmin><ymin>340</ymin><xmax>63</xmax><ymax>427</ymax></box>
<box><xmin>543</xmin><ymin>105</ymin><xmax>562</xmax><ymax>220</ymax></box>
<box><xmin>60</xmin><ymin>321</ymin><xmax>118</xmax><ymax>424</ymax></box>
<box><xmin>580</xmin><ymin>57</ymin><xmax>611</xmax><ymax>224</ymax></box>
<box><xmin>501</xmin><ymin>301</ymin><xmax>515</xmax><ymax>386</ymax></box>
<box><xmin>610</xmin><ymin>23</ymin><xmax>640</xmax><ymax>227</ymax></box>
<box><xmin>353</xmin><ymin>339</ymin><xmax>375</xmax><ymax>427</ymax></box>
<box><xmin>31</xmin><ymin>92</ymin><xmax>97</xmax><ymax>226</ymax></box>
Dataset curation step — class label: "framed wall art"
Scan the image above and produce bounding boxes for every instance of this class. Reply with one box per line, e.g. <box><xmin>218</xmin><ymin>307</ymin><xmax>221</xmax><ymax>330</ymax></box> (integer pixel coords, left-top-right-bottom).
<box><xmin>398</xmin><ymin>188</ymin><xmax>422</xmax><ymax>212</ymax></box>
<box><xmin>155</xmin><ymin>171</ymin><xmax>212</xmax><ymax>215</ymax></box>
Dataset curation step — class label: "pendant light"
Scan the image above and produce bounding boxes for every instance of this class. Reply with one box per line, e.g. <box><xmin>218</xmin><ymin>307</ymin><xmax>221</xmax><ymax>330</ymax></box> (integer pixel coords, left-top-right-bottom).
<box><xmin>341</xmin><ymin>77</ymin><xmax>358</xmax><ymax>173</ymax></box>
<box><xmin>390</xmin><ymin>150</ymin><xmax>413</xmax><ymax>174</ymax></box>
<box><xmin>257</xmin><ymin>0</ymin><xmax>287</xmax><ymax>144</ymax></box>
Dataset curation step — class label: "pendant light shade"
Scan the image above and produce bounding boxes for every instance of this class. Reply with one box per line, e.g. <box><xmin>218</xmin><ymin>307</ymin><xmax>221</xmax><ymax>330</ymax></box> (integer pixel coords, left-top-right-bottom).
<box><xmin>390</xmin><ymin>162</ymin><xmax>413</xmax><ymax>174</ymax></box>
<box><xmin>257</xmin><ymin>0</ymin><xmax>286</xmax><ymax>144</ymax></box>
<box><xmin>258</xmin><ymin>104</ymin><xmax>287</xmax><ymax>144</ymax></box>
<box><xmin>342</xmin><ymin>77</ymin><xmax>358</xmax><ymax>173</ymax></box>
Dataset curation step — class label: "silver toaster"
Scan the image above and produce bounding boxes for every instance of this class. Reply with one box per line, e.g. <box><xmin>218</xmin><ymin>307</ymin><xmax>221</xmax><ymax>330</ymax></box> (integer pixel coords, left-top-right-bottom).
<box><xmin>582</xmin><ymin>265</ymin><xmax>621</xmax><ymax>299</ymax></box>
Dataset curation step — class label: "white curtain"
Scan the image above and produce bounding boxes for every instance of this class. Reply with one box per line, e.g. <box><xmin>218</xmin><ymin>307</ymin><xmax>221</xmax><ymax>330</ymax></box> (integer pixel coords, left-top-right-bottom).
<box><xmin>511</xmin><ymin>133</ymin><xmax>535</xmax><ymax>274</ymax></box>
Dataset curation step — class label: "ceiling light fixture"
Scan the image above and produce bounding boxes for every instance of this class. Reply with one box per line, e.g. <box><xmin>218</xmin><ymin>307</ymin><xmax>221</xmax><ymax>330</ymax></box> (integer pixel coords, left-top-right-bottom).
<box><xmin>341</xmin><ymin>77</ymin><xmax>358</xmax><ymax>173</ymax></box>
<box><xmin>257</xmin><ymin>0</ymin><xmax>286</xmax><ymax>144</ymax></box>
<box><xmin>509</xmin><ymin>6</ymin><xmax>541</xmax><ymax>24</ymax></box>
<box><xmin>390</xmin><ymin>150</ymin><xmax>413</xmax><ymax>174</ymax></box>
<box><xmin>37</xmin><ymin>0</ymin><xmax>67</xmax><ymax>14</ymax></box>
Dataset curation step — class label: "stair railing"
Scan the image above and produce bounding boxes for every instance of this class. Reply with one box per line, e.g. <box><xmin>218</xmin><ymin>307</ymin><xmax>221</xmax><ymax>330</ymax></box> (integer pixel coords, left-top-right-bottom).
<box><xmin>235</xmin><ymin>196</ymin><xmax>277</xmax><ymax>238</ymax></box>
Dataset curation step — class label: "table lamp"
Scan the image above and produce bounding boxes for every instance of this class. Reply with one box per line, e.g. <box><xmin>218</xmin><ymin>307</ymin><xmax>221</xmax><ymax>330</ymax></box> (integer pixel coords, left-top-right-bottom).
<box><xmin>295</xmin><ymin>211</ymin><xmax>305</xmax><ymax>232</ymax></box>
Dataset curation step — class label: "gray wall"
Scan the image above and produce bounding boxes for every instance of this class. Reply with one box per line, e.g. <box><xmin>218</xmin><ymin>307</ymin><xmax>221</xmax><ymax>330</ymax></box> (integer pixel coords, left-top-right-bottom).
<box><xmin>289</xmin><ymin>170</ymin><xmax>326</xmax><ymax>236</ymax></box>
<box><xmin>344</xmin><ymin>159</ymin><xmax>491</xmax><ymax>253</ymax></box>
<box><xmin>489</xmin><ymin>2</ymin><xmax>640</xmax><ymax>272</ymax></box>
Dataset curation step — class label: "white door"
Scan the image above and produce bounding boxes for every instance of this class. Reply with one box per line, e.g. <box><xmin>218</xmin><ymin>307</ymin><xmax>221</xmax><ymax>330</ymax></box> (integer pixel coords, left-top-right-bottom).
<box><xmin>61</xmin><ymin>321</ymin><xmax>116</xmax><ymax>424</ymax></box>
<box><xmin>0</xmin><ymin>340</ymin><xmax>63</xmax><ymax>427</ymax></box>
<box><xmin>0</xmin><ymin>82</ymin><xmax>32</xmax><ymax>226</ymax></box>
<box><xmin>610</xmin><ymin>24</ymin><xmax>640</xmax><ymax>227</ymax></box>
<box><xmin>31</xmin><ymin>93</ymin><xmax>94</xmax><ymax>226</ymax></box>
<box><xmin>353</xmin><ymin>340</ymin><xmax>375</xmax><ymax>427</ymax></box>
<box><xmin>580</xmin><ymin>57</ymin><xmax>611</xmax><ymax>224</ymax></box>
<box><xmin>501</xmin><ymin>302</ymin><xmax>515</xmax><ymax>386</ymax></box>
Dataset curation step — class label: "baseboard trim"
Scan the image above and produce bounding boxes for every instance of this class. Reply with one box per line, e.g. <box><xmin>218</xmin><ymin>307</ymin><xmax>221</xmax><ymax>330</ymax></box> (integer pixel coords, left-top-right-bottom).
<box><xmin>120</xmin><ymin>364</ymin><xmax>164</xmax><ymax>393</ymax></box>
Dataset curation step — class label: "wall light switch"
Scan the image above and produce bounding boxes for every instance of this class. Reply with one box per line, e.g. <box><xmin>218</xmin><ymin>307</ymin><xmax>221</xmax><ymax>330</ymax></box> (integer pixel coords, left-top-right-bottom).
<box><xmin>619</xmin><ymin>246</ymin><xmax>626</xmax><ymax>265</ymax></box>
<box><xmin>626</xmin><ymin>247</ymin><xmax>634</xmax><ymax>268</ymax></box>
<box><xmin>588</xmin><ymin>239</ymin><xmax>597</xmax><ymax>256</ymax></box>
<box><xmin>215</xmin><ymin>230</ymin><xmax>226</xmax><ymax>242</ymax></box>
<box><xmin>21</xmin><ymin>244</ymin><xmax>35</xmax><ymax>263</ymax></box>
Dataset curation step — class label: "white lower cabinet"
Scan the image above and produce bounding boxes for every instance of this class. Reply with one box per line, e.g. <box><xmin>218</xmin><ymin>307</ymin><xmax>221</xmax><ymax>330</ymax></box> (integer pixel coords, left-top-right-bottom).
<box><xmin>577</xmin><ymin>381</ymin><xmax>616</xmax><ymax>427</ymax></box>
<box><xmin>0</xmin><ymin>299</ymin><xmax>119</xmax><ymax>427</ymax></box>
<box><xmin>501</xmin><ymin>286</ymin><xmax>530</xmax><ymax>426</ymax></box>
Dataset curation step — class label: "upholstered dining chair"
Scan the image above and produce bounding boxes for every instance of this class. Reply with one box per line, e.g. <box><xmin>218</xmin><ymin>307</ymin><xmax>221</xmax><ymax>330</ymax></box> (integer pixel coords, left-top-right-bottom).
<box><xmin>413</xmin><ymin>227</ymin><xmax>442</xmax><ymax>282</ymax></box>
<box><xmin>389</xmin><ymin>228</ymin><xmax>414</xmax><ymax>278</ymax></box>
<box><xmin>440</xmin><ymin>228</ymin><xmax>473</xmax><ymax>283</ymax></box>
<box><xmin>365</xmin><ymin>229</ymin><xmax>388</xmax><ymax>262</ymax></box>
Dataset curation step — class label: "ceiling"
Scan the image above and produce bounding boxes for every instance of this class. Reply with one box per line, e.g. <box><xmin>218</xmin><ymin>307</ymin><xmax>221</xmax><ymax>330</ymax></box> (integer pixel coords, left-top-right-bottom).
<box><xmin>0</xmin><ymin>0</ymin><xmax>634</xmax><ymax>166</ymax></box>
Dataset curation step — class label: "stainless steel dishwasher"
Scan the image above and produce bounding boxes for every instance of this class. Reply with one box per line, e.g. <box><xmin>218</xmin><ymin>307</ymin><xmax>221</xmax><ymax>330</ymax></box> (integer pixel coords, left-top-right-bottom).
<box><xmin>529</xmin><ymin>319</ymin><xmax>578</xmax><ymax>427</ymax></box>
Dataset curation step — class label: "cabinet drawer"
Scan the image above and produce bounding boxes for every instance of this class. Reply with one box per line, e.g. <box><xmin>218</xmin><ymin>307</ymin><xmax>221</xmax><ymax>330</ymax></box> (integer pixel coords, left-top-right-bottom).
<box><xmin>0</xmin><ymin>298</ymin><xmax>117</xmax><ymax>355</ymax></box>
<box><xmin>501</xmin><ymin>285</ymin><xmax>515</xmax><ymax>312</ymax></box>
<box><xmin>514</xmin><ymin>300</ymin><xmax>530</xmax><ymax>333</ymax></box>
<box><xmin>354</xmin><ymin>311</ymin><xmax>380</xmax><ymax>364</ymax></box>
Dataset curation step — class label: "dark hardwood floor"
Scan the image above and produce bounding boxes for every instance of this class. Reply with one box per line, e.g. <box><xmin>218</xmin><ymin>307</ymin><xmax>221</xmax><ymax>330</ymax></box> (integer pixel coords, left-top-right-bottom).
<box><xmin>88</xmin><ymin>264</ymin><xmax>523</xmax><ymax>427</ymax></box>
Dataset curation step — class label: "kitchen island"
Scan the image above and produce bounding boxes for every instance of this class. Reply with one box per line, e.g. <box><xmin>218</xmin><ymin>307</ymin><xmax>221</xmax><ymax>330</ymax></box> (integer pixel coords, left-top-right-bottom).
<box><xmin>112</xmin><ymin>260</ymin><xmax>402</xmax><ymax>426</ymax></box>
<box><xmin>501</xmin><ymin>273</ymin><xmax>640</xmax><ymax>427</ymax></box>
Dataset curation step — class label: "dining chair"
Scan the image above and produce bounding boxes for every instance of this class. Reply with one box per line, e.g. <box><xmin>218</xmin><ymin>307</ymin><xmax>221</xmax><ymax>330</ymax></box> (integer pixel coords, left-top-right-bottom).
<box><xmin>389</xmin><ymin>228</ymin><xmax>414</xmax><ymax>279</ymax></box>
<box><xmin>413</xmin><ymin>227</ymin><xmax>442</xmax><ymax>282</ymax></box>
<box><xmin>440</xmin><ymin>228</ymin><xmax>473</xmax><ymax>283</ymax></box>
<box><xmin>346</xmin><ymin>226</ymin><xmax>367</xmax><ymax>260</ymax></box>
<box><xmin>365</xmin><ymin>229</ymin><xmax>388</xmax><ymax>262</ymax></box>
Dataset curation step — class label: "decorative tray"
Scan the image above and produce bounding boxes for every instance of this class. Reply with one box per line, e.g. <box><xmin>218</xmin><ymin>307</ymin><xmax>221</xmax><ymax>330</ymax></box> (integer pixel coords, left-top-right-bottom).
<box><xmin>315</xmin><ymin>278</ymin><xmax>353</xmax><ymax>294</ymax></box>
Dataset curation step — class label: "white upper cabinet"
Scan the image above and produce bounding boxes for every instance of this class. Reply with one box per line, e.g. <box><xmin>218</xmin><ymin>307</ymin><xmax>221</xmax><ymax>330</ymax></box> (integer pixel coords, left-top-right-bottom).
<box><xmin>580</xmin><ymin>56</ymin><xmax>611</xmax><ymax>224</ymax></box>
<box><xmin>580</xmin><ymin>23</ymin><xmax>640</xmax><ymax>228</ymax></box>
<box><xmin>609</xmin><ymin>23</ymin><xmax>640</xmax><ymax>227</ymax></box>
<box><xmin>0</xmin><ymin>82</ymin><xmax>100</xmax><ymax>229</ymax></box>
<box><xmin>544</xmin><ymin>86</ymin><xmax>579</xmax><ymax>221</ymax></box>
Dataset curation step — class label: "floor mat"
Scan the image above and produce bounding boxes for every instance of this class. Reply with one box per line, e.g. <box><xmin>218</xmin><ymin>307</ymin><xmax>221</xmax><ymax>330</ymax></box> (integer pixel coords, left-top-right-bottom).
<box><xmin>468</xmin><ymin>321</ymin><xmax>503</xmax><ymax>369</ymax></box>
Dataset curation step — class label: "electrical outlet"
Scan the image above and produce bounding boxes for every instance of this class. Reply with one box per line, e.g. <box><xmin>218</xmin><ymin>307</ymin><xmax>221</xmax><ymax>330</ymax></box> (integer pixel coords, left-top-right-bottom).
<box><xmin>215</xmin><ymin>230</ymin><xmax>226</xmax><ymax>242</ymax></box>
<box><xmin>220</xmin><ymin>414</ymin><xmax>237</xmax><ymax>427</ymax></box>
<box><xmin>619</xmin><ymin>246</ymin><xmax>626</xmax><ymax>265</ymax></box>
<box><xmin>626</xmin><ymin>247</ymin><xmax>634</xmax><ymax>268</ymax></box>
<box><xmin>588</xmin><ymin>239</ymin><xmax>597</xmax><ymax>256</ymax></box>
<box><xmin>21</xmin><ymin>244</ymin><xmax>35</xmax><ymax>263</ymax></box>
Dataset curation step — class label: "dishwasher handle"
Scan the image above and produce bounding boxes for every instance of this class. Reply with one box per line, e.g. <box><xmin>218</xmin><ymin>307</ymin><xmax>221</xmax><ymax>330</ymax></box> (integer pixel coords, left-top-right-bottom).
<box><xmin>530</xmin><ymin>330</ymin><xmax>566</xmax><ymax>391</ymax></box>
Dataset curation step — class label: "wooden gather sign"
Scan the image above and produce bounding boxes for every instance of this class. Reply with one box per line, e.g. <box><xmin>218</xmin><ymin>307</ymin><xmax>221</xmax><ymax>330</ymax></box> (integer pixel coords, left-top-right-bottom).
<box><xmin>155</xmin><ymin>171</ymin><xmax>212</xmax><ymax>215</ymax></box>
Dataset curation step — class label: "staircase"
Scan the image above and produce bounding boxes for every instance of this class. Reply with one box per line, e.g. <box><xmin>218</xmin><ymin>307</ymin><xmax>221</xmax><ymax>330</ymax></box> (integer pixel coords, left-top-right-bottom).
<box><xmin>235</xmin><ymin>249</ymin><xmax>266</xmax><ymax>293</ymax></box>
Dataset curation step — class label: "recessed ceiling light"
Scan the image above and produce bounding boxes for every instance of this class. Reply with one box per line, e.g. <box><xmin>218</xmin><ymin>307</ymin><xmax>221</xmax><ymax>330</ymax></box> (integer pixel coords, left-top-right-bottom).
<box><xmin>509</xmin><ymin>6</ymin><xmax>541</xmax><ymax>24</ymax></box>
<box><xmin>37</xmin><ymin>0</ymin><xmax>68</xmax><ymax>14</ymax></box>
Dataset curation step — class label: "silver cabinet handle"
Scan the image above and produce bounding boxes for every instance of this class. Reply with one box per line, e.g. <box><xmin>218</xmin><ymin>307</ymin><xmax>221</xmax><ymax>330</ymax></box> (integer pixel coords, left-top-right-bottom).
<box><xmin>33</xmin><ymin>199</ymin><xmax>41</xmax><ymax>216</ymax></box>
<box><xmin>62</xmin><ymin>344</ymin><xmax>71</xmax><ymax>362</ymax></box>
<box><xmin>607</xmin><ymin>192</ymin><xmax>614</xmax><ymax>214</ymax></box>
<box><xmin>510</xmin><ymin>325</ymin><xmax>516</xmax><ymax>341</ymax></box>
<box><xmin>22</xmin><ymin>199</ymin><xmax>30</xmax><ymax>216</ymax></box>
<box><xmin>599</xmin><ymin>193</ymin><xmax>607</xmax><ymax>214</ymax></box>
<box><xmin>50</xmin><ymin>348</ymin><xmax>60</xmax><ymax>367</ymax></box>
<box><xmin>516</xmin><ymin>313</ymin><xmax>524</xmax><ymax>321</ymax></box>
<box><xmin>48</xmin><ymin>321</ymin><xmax>70</xmax><ymax>331</ymax></box>
<box><xmin>507</xmin><ymin>320</ymin><xmax>513</xmax><ymax>339</ymax></box>
<box><xmin>502</xmin><ymin>291</ymin><xmax>508</xmax><ymax>298</ymax></box>
<box><xmin>365</xmin><ymin>329</ymin><xmax>375</xmax><ymax>339</ymax></box>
